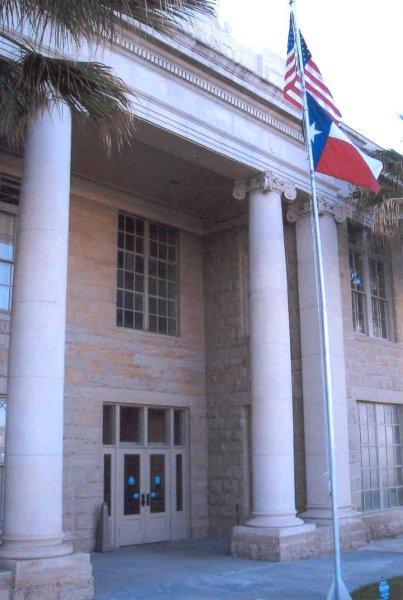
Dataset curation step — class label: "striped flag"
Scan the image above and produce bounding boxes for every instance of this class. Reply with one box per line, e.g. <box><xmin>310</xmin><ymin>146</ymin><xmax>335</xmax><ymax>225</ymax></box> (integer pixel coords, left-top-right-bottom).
<box><xmin>284</xmin><ymin>15</ymin><xmax>342</xmax><ymax>122</ymax></box>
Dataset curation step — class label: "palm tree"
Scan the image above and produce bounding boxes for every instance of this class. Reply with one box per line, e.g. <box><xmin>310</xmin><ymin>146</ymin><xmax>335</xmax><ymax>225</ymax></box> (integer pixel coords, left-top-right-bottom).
<box><xmin>0</xmin><ymin>1</ymin><xmax>216</xmax><ymax>150</ymax></box>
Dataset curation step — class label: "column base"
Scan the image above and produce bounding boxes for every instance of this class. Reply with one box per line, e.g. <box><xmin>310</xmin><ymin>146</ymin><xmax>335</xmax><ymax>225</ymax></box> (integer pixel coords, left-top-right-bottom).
<box><xmin>0</xmin><ymin>552</ymin><xmax>93</xmax><ymax>599</ymax></box>
<box><xmin>231</xmin><ymin>523</ymin><xmax>317</xmax><ymax>562</ymax></box>
<box><xmin>246</xmin><ymin>514</ymin><xmax>305</xmax><ymax>528</ymax></box>
<box><xmin>316</xmin><ymin>516</ymin><xmax>368</xmax><ymax>553</ymax></box>
<box><xmin>0</xmin><ymin>539</ymin><xmax>73</xmax><ymax>560</ymax></box>
<box><xmin>301</xmin><ymin>506</ymin><xmax>361</xmax><ymax>524</ymax></box>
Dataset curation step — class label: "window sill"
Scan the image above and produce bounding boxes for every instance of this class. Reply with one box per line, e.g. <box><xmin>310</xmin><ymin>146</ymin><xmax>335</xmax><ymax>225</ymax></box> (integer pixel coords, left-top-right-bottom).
<box><xmin>352</xmin><ymin>332</ymin><xmax>398</xmax><ymax>347</ymax></box>
<box><xmin>116</xmin><ymin>325</ymin><xmax>180</xmax><ymax>340</ymax></box>
<box><xmin>361</xmin><ymin>506</ymin><xmax>403</xmax><ymax>515</ymax></box>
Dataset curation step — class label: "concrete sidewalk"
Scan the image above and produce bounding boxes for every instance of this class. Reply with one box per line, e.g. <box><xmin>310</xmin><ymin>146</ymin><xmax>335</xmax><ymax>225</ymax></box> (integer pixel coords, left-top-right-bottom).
<box><xmin>92</xmin><ymin>536</ymin><xmax>403</xmax><ymax>599</ymax></box>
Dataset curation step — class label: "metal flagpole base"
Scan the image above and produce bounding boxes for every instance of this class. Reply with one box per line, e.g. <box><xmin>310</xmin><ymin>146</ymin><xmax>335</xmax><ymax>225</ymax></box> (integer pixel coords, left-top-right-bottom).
<box><xmin>327</xmin><ymin>578</ymin><xmax>353</xmax><ymax>600</ymax></box>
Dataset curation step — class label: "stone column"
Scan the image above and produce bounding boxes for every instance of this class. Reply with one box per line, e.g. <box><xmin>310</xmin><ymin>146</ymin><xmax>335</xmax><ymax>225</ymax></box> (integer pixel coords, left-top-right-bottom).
<box><xmin>289</xmin><ymin>199</ymin><xmax>356</xmax><ymax>522</ymax></box>
<box><xmin>231</xmin><ymin>173</ymin><xmax>315</xmax><ymax>562</ymax></box>
<box><xmin>0</xmin><ymin>102</ymin><xmax>73</xmax><ymax>560</ymax></box>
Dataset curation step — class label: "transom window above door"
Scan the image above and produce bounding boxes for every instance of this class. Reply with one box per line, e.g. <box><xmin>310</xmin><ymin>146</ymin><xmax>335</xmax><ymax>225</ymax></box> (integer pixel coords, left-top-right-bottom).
<box><xmin>103</xmin><ymin>404</ymin><xmax>187</xmax><ymax>448</ymax></box>
<box><xmin>116</xmin><ymin>212</ymin><xmax>179</xmax><ymax>336</ymax></box>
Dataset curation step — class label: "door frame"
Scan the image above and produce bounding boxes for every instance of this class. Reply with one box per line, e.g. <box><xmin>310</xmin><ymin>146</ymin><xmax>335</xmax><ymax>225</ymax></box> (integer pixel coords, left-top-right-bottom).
<box><xmin>102</xmin><ymin>446</ymin><xmax>116</xmax><ymax>546</ymax></box>
<box><xmin>102</xmin><ymin>403</ymin><xmax>189</xmax><ymax>547</ymax></box>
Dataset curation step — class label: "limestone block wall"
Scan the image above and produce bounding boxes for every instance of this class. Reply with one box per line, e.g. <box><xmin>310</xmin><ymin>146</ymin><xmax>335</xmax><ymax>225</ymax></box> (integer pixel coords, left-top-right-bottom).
<box><xmin>284</xmin><ymin>223</ymin><xmax>307</xmax><ymax>514</ymax></box>
<box><xmin>63</xmin><ymin>192</ymin><xmax>208</xmax><ymax>551</ymax></box>
<box><xmin>205</xmin><ymin>222</ymin><xmax>306</xmax><ymax>539</ymax></box>
<box><xmin>204</xmin><ymin>226</ymin><xmax>250</xmax><ymax>538</ymax></box>
<box><xmin>338</xmin><ymin>222</ymin><xmax>403</xmax><ymax>515</ymax></box>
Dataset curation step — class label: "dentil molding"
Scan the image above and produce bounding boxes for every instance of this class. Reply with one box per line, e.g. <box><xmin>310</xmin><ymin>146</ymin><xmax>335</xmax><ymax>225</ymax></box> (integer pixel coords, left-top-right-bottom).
<box><xmin>113</xmin><ymin>33</ymin><xmax>304</xmax><ymax>144</ymax></box>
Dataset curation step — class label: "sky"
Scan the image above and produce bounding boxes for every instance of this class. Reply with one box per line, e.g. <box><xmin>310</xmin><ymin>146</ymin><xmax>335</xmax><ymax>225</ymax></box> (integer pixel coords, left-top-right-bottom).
<box><xmin>218</xmin><ymin>0</ymin><xmax>402</xmax><ymax>153</ymax></box>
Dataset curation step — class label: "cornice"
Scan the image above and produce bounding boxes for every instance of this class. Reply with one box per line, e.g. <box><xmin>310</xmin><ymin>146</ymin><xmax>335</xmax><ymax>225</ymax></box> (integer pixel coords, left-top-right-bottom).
<box><xmin>113</xmin><ymin>33</ymin><xmax>304</xmax><ymax>145</ymax></box>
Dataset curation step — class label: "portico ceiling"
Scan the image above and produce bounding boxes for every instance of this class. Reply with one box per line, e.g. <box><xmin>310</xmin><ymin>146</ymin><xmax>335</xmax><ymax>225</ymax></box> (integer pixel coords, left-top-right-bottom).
<box><xmin>72</xmin><ymin>118</ymin><xmax>254</xmax><ymax>227</ymax></box>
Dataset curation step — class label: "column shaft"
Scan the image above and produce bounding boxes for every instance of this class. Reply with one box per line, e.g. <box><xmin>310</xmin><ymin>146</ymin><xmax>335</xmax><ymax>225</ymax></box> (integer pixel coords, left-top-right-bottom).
<box><xmin>296</xmin><ymin>213</ymin><xmax>354</xmax><ymax>521</ymax></box>
<box><xmin>0</xmin><ymin>103</ymin><xmax>73</xmax><ymax>559</ymax></box>
<box><xmin>248</xmin><ymin>188</ymin><xmax>302</xmax><ymax>527</ymax></box>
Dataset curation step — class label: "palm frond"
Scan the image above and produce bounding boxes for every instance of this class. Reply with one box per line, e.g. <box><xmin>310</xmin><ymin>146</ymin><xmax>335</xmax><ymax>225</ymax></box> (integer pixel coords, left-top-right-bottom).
<box><xmin>372</xmin><ymin>198</ymin><xmax>402</xmax><ymax>243</ymax></box>
<box><xmin>0</xmin><ymin>45</ymin><xmax>136</xmax><ymax>152</ymax></box>
<box><xmin>348</xmin><ymin>148</ymin><xmax>403</xmax><ymax>244</ymax></box>
<box><xmin>0</xmin><ymin>1</ymin><xmax>216</xmax><ymax>151</ymax></box>
<box><xmin>1</xmin><ymin>1</ymin><xmax>216</xmax><ymax>46</ymax></box>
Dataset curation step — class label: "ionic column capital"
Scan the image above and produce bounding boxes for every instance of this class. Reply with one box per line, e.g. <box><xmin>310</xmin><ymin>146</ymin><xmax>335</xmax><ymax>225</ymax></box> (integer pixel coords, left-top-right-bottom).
<box><xmin>286</xmin><ymin>194</ymin><xmax>347</xmax><ymax>224</ymax></box>
<box><xmin>285</xmin><ymin>198</ymin><xmax>310</xmax><ymax>223</ymax></box>
<box><xmin>233</xmin><ymin>171</ymin><xmax>297</xmax><ymax>203</ymax></box>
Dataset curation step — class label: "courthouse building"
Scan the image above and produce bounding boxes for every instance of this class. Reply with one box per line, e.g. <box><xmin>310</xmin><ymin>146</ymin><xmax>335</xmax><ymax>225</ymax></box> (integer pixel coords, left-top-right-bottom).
<box><xmin>0</xmin><ymin>15</ymin><xmax>401</xmax><ymax>599</ymax></box>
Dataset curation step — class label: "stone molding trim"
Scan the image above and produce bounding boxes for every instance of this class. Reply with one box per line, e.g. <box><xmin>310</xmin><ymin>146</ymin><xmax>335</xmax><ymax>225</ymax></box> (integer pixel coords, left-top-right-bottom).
<box><xmin>4</xmin><ymin>26</ymin><xmax>304</xmax><ymax>145</ymax></box>
<box><xmin>114</xmin><ymin>33</ymin><xmax>304</xmax><ymax>144</ymax></box>
<box><xmin>285</xmin><ymin>197</ymin><xmax>310</xmax><ymax>223</ymax></box>
<box><xmin>233</xmin><ymin>171</ymin><xmax>297</xmax><ymax>203</ymax></box>
<box><xmin>0</xmin><ymin>319</ymin><xmax>10</xmax><ymax>335</ymax></box>
<box><xmin>286</xmin><ymin>194</ymin><xmax>347</xmax><ymax>223</ymax></box>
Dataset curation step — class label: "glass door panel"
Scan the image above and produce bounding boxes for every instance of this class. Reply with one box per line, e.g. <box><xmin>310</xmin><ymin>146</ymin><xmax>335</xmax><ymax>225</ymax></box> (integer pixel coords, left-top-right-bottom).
<box><xmin>145</xmin><ymin>450</ymin><xmax>171</xmax><ymax>543</ymax></box>
<box><xmin>124</xmin><ymin>454</ymin><xmax>141</xmax><ymax>515</ymax></box>
<box><xmin>149</xmin><ymin>454</ymin><xmax>165</xmax><ymax>514</ymax></box>
<box><xmin>104</xmin><ymin>454</ymin><xmax>112</xmax><ymax>516</ymax></box>
<box><xmin>171</xmin><ymin>449</ymin><xmax>187</xmax><ymax>540</ymax></box>
<box><xmin>175</xmin><ymin>454</ymin><xmax>183</xmax><ymax>512</ymax></box>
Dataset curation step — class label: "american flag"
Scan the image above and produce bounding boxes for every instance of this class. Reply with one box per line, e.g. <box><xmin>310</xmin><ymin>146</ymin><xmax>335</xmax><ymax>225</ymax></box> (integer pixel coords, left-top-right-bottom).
<box><xmin>284</xmin><ymin>15</ymin><xmax>342</xmax><ymax>122</ymax></box>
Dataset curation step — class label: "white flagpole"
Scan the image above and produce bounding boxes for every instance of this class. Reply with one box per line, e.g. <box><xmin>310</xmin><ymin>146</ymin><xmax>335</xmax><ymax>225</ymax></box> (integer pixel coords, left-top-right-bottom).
<box><xmin>288</xmin><ymin>2</ymin><xmax>352</xmax><ymax>599</ymax></box>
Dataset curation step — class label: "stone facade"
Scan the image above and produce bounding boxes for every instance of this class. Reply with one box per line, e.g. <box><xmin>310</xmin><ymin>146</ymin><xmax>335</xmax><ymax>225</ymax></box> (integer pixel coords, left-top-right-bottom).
<box><xmin>205</xmin><ymin>220</ymin><xmax>308</xmax><ymax>539</ymax></box>
<box><xmin>204</xmin><ymin>225</ymin><xmax>250</xmax><ymax>538</ymax></box>
<box><xmin>0</xmin><ymin>180</ymin><xmax>401</xmax><ymax>554</ymax></box>
<box><xmin>0</xmin><ymin>190</ymin><xmax>398</xmax><ymax>550</ymax></box>
<box><xmin>0</xmin><ymin>17</ymin><xmax>401</xmax><ymax>600</ymax></box>
<box><xmin>206</xmin><ymin>214</ymin><xmax>402</xmax><ymax>542</ymax></box>
<box><xmin>284</xmin><ymin>223</ymin><xmax>307</xmax><ymax>515</ymax></box>
<box><xmin>231</xmin><ymin>517</ymin><xmax>367</xmax><ymax>562</ymax></box>
<box><xmin>64</xmin><ymin>193</ymin><xmax>208</xmax><ymax>550</ymax></box>
<box><xmin>339</xmin><ymin>222</ymin><xmax>403</xmax><ymax>531</ymax></box>
<box><xmin>0</xmin><ymin>554</ymin><xmax>94</xmax><ymax>600</ymax></box>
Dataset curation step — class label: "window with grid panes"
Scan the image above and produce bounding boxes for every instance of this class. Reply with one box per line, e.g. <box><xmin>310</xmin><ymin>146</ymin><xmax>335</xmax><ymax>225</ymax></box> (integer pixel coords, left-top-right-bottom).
<box><xmin>117</xmin><ymin>213</ymin><xmax>178</xmax><ymax>335</ymax></box>
<box><xmin>0</xmin><ymin>174</ymin><xmax>19</xmax><ymax>311</ymax></box>
<box><xmin>358</xmin><ymin>401</ymin><xmax>403</xmax><ymax>512</ymax></box>
<box><xmin>348</xmin><ymin>222</ymin><xmax>392</xmax><ymax>339</ymax></box>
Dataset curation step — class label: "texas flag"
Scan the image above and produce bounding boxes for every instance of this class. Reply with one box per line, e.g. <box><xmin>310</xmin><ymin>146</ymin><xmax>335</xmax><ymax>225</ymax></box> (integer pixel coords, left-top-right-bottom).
<box><xmin>307</xmin><ymin>92</ymin><xmax>382</xmax><ymax>193</ymax></box>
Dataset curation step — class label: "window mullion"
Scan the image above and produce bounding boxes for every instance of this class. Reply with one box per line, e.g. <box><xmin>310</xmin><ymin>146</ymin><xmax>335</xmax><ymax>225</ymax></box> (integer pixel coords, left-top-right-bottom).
<box><xmin>383</xmin><ymin>257</ymin><xmax>391</xmax><ymax>340</ymax></box>
<box><xmin>374</xmin><ymin>408</ymin><xmax>383</xmax><ymax>510</ymax></box>
<box><xmin>144</xmin><ymin>221</ymin><xmax>150</xmax><ymax>332</ymax></box>
<box><xmin>363</xmin><ymin>252</ymin><xmax>372</xmax><ymax>336</ymax></box>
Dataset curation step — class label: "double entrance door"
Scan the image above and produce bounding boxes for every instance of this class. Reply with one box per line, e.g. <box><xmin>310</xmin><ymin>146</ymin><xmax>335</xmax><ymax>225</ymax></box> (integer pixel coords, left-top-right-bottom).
<box><xmin>102</xmin><ymin>404</ymin><xmax>188</xmax><ymax>547</ymax></box>
<box><xmin>118</xmin><ymin>448</ymin><xmax>171</xmax><ymax>545</ymax></box>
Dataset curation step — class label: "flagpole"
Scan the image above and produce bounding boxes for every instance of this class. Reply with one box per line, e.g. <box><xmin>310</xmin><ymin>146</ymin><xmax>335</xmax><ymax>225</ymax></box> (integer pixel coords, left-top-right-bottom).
<box><xmin>288</xmin><ymin>2</ymin><xmax>352</xmax><ymax>599</ymax></box>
